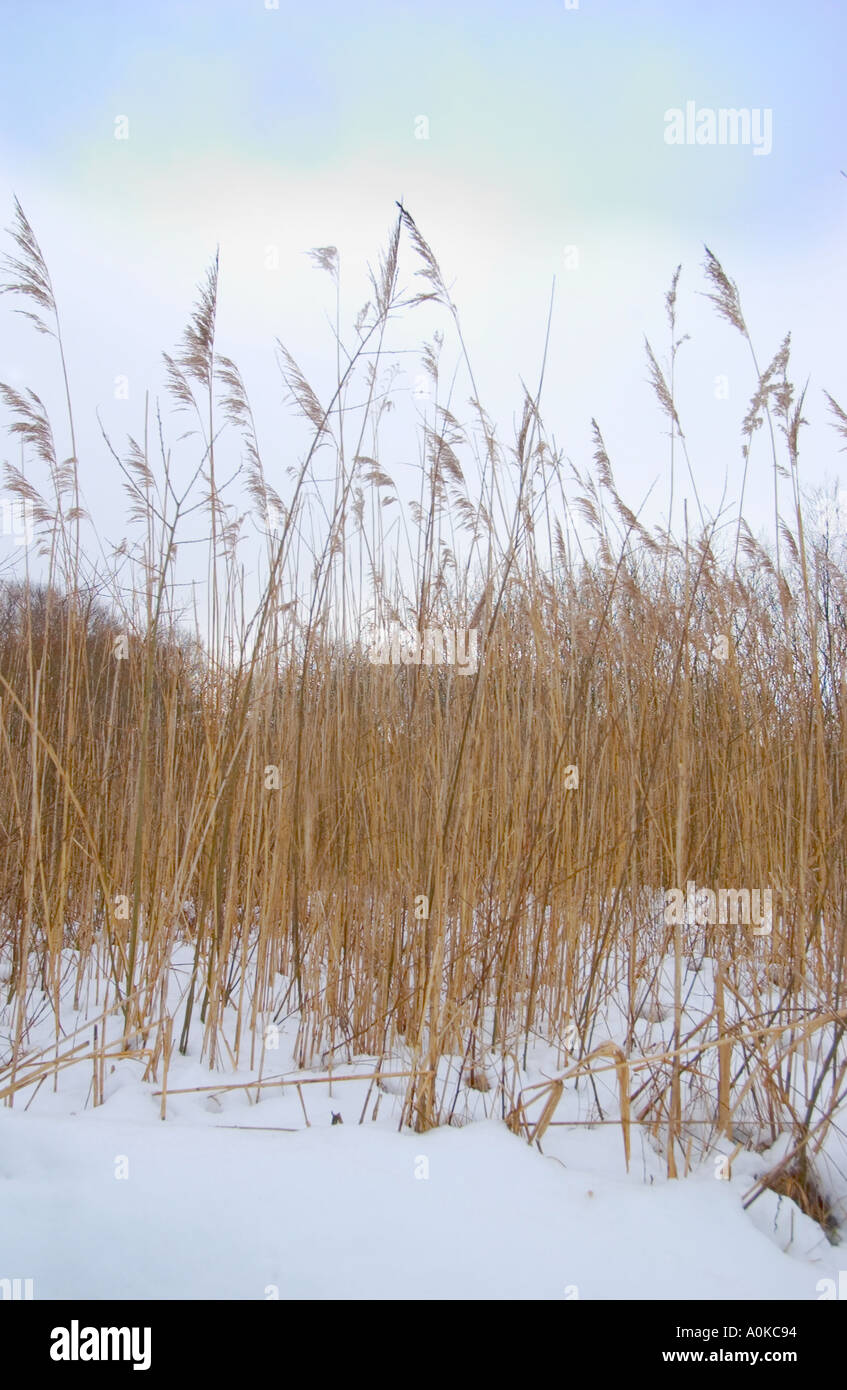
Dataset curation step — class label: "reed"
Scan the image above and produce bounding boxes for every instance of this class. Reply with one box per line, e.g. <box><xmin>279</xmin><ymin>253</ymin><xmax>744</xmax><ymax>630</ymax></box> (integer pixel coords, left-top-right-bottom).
<box><xmin>0</xmin><ymin>199</ymin><xmax>844</xmax><ymax>1225</ymax></box>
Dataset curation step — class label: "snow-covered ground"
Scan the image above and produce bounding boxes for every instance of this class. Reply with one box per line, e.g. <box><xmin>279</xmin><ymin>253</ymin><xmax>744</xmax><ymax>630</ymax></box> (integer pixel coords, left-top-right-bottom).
<box><xmin>1</xmin><ymin>943</ymin><xmax>843</xmax><ymax>1300</ymax></box>
<box><xmin>2</xmin><ymin>1105</ymin><xmax>842</xmax><ymax>1301</ymax></box>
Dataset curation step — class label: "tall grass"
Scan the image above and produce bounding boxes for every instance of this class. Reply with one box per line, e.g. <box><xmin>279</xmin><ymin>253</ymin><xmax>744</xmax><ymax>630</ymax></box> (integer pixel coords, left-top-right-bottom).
<box><xmin>0</xmin><ymin>199</ymin><xmax>845</xmax><ymax>1223</ymax></box>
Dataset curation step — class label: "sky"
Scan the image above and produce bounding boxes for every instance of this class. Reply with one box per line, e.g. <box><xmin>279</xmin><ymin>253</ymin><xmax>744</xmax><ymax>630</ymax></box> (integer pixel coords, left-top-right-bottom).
<box><xmin>0</xmin><ymin>0</ymin><xmax>846</xmax><ymax>601</ymax></box>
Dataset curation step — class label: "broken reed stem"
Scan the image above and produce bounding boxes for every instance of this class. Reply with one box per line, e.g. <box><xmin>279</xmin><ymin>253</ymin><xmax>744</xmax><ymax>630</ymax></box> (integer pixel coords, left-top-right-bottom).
<box><xmin>153</xmin><ymin>1068</ymin><xmax>436</xmax><ymax>1098</ymax></box>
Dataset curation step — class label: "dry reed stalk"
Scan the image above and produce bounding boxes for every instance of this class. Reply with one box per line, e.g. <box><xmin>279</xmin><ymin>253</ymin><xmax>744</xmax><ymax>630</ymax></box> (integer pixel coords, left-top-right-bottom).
<box><xmin>159</xmin><ymin>1016</ymin><xmax>173</xmax><ymax>1121</ymax></box>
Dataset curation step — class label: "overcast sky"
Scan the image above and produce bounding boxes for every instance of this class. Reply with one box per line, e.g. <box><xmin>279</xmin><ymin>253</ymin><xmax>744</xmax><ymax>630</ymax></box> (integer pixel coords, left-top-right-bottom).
<box><xmin>1</xmin><ymin>0</ymin><xmax>846</xmax><ymax>600</ymax></box>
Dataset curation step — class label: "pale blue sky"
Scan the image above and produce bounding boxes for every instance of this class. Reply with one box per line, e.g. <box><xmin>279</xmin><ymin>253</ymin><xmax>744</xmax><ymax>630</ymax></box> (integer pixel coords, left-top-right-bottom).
<box><xmin>1</xmin><ymin>0</ymin><xmax>846</xmax><ymax>589</ymax></box>
<box><xmin>2</xmin><ymin>1</ymin><xmax>843</xmax><ymax>221</ymax></box>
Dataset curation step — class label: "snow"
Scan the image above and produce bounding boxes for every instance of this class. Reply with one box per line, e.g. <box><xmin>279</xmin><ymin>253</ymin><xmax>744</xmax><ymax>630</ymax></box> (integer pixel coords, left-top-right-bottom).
<box><xmin>0</xmin><ymin>1108</ymin><xmax>836</xmax><ymax>1301</ymax></box>
<box><xmin>1</xmin><ymin>1074</ymin><xmax>842</xmax><ymax>1300</ymax></box>
<box><xmin>1</xmin><ymin>943</ymin><xmax>843</xmax><ymax>1300</ymax></box>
